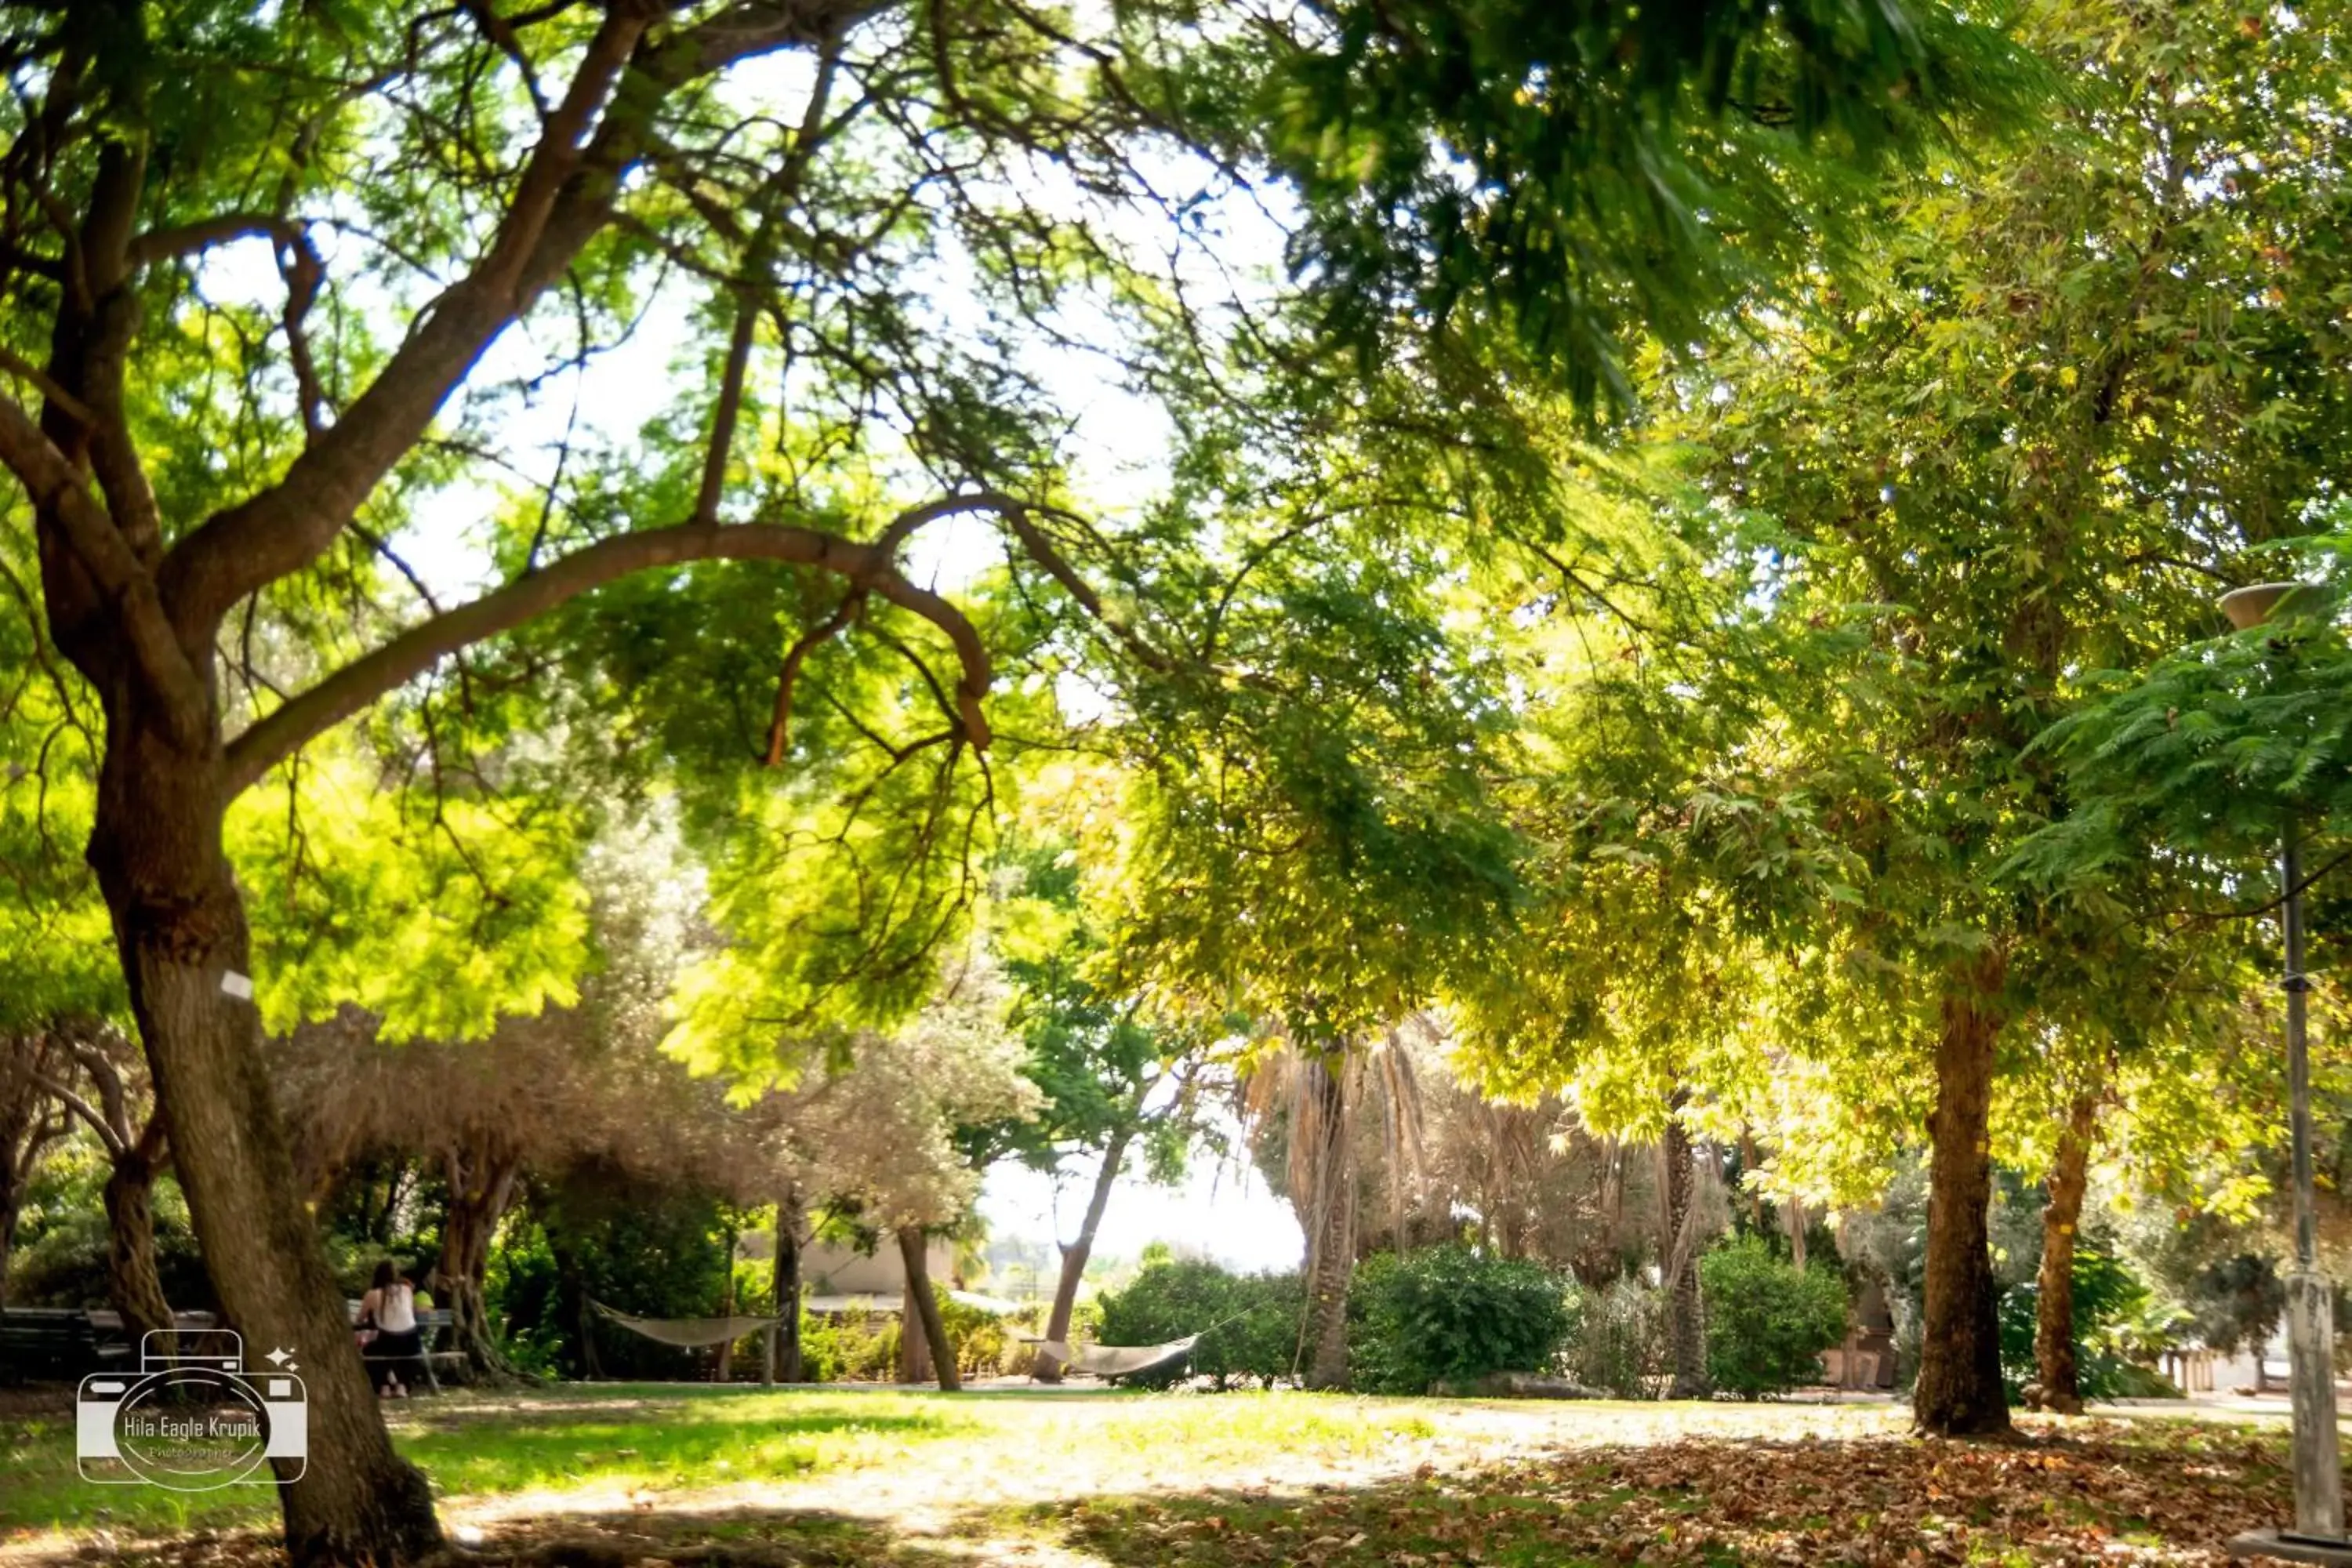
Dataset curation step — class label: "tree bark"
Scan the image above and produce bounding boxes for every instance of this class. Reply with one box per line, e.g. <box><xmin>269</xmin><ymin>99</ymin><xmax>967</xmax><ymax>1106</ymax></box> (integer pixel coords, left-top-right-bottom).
<box><xmin>433</xmin><ymin>1146</ymin><xmax>518</xmax><ymax>1379</ymax></box>
<box><xmin>102</xmin><ymin>1144</ymin><xmax>175</xmax><ymax>1352</ymax></box>
<box><xmin>716</xmin><ymin>1224</ymin><xmax>737</xmax><ymax>1383</ymax></box>
<box><xmin>0</xmin><ymin>1040</ymin><xmax>67</xmax><ymax>1309</ymax></box>
<box><xmin>2033</xmin><ymin>1091</ymin><xmax>2100</xmax><ymax>1414</ymax></box>
<box><xmin>771</xmin><ymin>1191</ymin><xmax>803</xmax><ymax>1384</ymax></box>
<box><xmin>1661</xmin><ymin>1094</ymin><xmax>1709</xmax><ymax>1399</ymax></box>
<box><xmin>1296</xmin><ymin>1052</ymin><xmax>1356</xmax><ymax>1392</ymax></box>
<box><xmin>0</xmin><ymin>1191</ymin><xmax>19</xmax><ymax>1308</ymax></box>
<box><xmin>1034</xmin><ymin>1125</ymin><xmax>1134</xmax><ymax>1383</ymax></box>
<box><xmin>89</xmin><ymin>735</ymin><xmax>441</xmax><ymax>1566</ymax></box>
<box><xmin>896</xmin><ymin>1227</ymin><xmax>959</xmax><ymax>1392</ymax></box>
<box><xmin>1912</xmin><ymin>960</ymin><xmax>2014</xmax><ymax>1437</ymax></box>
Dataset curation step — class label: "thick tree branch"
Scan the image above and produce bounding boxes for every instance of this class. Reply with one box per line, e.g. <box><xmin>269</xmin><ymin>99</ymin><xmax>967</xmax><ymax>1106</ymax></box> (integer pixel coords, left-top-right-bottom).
<box><xmin>157</xmin><ymin>0</ymin><xmax>879</xmax><ymax>648</ymax></box>
<box><xmin>0</xmin><ymin>394</ymin><xmax>207</xmax><ymax>741</ymax></box>
<box><xmin>223</xmin><ymin>503</ymin><xmax>1004</xmax><ymax>797</ymax></box>
<box><xmin>125</xmin><ymin>211</ymin><xmax>297</xmax><ymax>269</ymax></box>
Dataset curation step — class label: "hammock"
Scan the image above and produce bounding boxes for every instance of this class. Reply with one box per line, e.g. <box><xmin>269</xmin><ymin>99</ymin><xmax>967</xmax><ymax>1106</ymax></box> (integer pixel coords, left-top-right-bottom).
<box><xmin>1030</xmin><ymin>1334</ymin><xmax>1201</xmax><ymax>1380</ymax></box>
<box><xmin>590</xmin><ymin>1299</ymin><xmax>783</xmax><ymax>1349</ymax></box>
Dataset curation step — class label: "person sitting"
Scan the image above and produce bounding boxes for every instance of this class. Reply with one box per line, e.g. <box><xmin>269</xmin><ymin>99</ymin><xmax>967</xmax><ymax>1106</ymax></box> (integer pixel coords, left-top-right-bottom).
<box><xmin>360</xmin><ymin>1259</ymin><xmax>425</xmax><ymax>1398</ymax></box>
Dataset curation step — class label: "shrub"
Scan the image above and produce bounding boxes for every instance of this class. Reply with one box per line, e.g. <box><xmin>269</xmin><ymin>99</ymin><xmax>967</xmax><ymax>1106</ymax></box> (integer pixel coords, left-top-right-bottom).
<box><xmin>1699</xmin><ymin>1236</ymin><xmax>1849</xmax><ymax>1399</ymax></box>
<box><xmin>1348</xmin><ymin>1247</ymin><xmax>1573</xmax><ymax>1395</ymax></box>
<box><xmin>1094</xmin><ymin>1258</ymin><xmax>1303</xmax><ymax>1388</ymax></box>
<box><xmin>1565</xmin><ymin>1278</ymin><xmax>1665</xmax><ymax>1399</ymax></box>
<box><xmin>800</xmin><ymin>1306</ymin><xmax>898</xmax><ymax>1381</ymax></box>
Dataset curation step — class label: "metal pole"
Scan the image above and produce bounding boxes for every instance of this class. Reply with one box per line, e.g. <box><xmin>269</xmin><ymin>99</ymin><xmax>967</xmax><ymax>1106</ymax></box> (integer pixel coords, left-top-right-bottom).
<box><xmin>2281</xmin><ymin>828</ymin><xmax>2347</xmax><ymax>1543</ymax></box>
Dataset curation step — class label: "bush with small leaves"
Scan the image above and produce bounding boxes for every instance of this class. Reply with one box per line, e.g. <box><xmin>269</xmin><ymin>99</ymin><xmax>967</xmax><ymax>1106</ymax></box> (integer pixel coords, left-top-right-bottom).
<box><xmin>1348</xmin><ymin>1246</ymin><xmax>1574</xmax><ymax>1395</ymax></box>
<box><xmin>1700</xmin><ymin>1237</ymin><xmax>1849</xmax><ymax>1399</ymax></box>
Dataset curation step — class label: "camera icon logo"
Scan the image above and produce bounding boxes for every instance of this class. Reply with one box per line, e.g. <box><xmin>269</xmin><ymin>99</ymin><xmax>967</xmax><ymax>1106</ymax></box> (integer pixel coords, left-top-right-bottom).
<box><xmin>77</xmin><ymin>1330</ymin><xmax>307</xmax><ymax>1490</ymax></box>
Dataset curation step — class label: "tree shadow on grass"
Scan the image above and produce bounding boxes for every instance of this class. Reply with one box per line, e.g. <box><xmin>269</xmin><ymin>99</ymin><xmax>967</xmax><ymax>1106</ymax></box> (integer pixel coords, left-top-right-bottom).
<box><xmin>1029</xmin><ymin>1417</ymin><xmax>2298</xmax><ymax>1566</ymax></box>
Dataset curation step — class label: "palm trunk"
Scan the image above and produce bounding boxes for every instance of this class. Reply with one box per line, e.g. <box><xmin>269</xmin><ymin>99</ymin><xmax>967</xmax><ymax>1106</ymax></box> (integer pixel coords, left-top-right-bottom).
<box><xmin>1035</xmin><ymin>1125</ymin><xmax>1133</xmax><ymax>1383</ymax></box>
<box><xmin>90</xmin><ymin>737</ymin><xmax>440</xmax><ymax>1566</ymax></box>
<box><xmin>771</xmin><ymin>1191</ymin><xmax>803</xmax><ymax>1383</ymax></box>
<box><xmin>716</xmin><ymin>1225</ymin><xmax>737</xmax><ymax>1383</ymax></box>
<box><xmin>434</xmin><ymin>1148</ymin><xmax>518</xmax><ymax>1379</ymax></box>
<box><xmin>1661</xmin><ymin>1096</ymin><xmax>1708</xmax><ymax>1399</ymax></box>
<box><xmin>2033</xmin><ymin>1091</ymin><xmax>2100</xmax><ymax>1414</ymax></box>
<box><xmin>896</xmin><ymin>1227</ymin><xmax>959</xmax><ymax>1392</ymax></box>
<box><xmin>1912</xmin><ymin>960</ymin><xmax>2013</xmax><ymax>1437</ymax></box>
<box><xmin>1296</xmin><ymin>1052</ymin><xmax>1356</xmax><ymax>1391</ymax></box>
<box><xmin>103</xmin><ymin>1146</ymin><xmax>175</xmax><ymax>1352</ymax></box>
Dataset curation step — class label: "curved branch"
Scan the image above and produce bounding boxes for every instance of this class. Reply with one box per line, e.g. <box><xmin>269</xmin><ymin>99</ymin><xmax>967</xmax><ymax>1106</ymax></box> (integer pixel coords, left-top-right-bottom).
<box><xmin>29</xmin><ymin>1072</ymin><xmax>123</xmax><ymax>1156</ymax></box>
<box><xmin>125</xmin><ymin>212</ymin><xmax>297</xmax><ymax>269</ymax></box>
<box><xmin>765</xmin><ymin>587</ymin><xmax>865</xmax><ymax>767</ymax></box>
<box><xmin>222</xmin><ymin>508</ymin><xmax>1000</xmax><ymax>797</ymax></box>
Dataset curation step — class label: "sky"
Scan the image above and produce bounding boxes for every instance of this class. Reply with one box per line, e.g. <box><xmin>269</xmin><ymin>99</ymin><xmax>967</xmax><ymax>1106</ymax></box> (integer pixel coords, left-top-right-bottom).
<box><xmin>979</xmin><ymin>1132</ymin><xmax>1306</xmax><ymax>1281</ymax></box>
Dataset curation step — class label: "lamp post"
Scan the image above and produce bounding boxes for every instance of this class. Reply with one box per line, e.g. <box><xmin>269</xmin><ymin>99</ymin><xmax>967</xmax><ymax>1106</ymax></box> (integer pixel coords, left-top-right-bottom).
<box><xmin>2223</xmin><ymin>583</ymin><xmax>2351</xmax><ymax>1565</ymax></box>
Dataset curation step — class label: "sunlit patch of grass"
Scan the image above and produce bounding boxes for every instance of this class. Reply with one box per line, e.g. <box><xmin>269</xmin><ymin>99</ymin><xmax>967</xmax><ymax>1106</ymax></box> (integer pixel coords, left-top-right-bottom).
<box><xmin>398</xmin><ymin>1395</ymin><xmax>968</xmax><ymax>1499</ymax></box>
<box><xmin>2</xmin><ymin>1385</ymin><xmax>972</xmax><ymax>1539</ymax></box>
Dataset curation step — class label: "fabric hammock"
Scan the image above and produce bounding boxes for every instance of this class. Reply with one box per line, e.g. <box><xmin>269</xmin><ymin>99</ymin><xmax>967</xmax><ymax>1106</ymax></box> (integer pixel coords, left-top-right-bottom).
<box><xmin>1030</xmin><ymin>1334</ymin><xmax>1200</xmax><ymax>1380</ymax></box>
<box><xmin>590</xmin><ymin>1299</ymin><xmax>783</xmax><ymax>1349</ymax></box>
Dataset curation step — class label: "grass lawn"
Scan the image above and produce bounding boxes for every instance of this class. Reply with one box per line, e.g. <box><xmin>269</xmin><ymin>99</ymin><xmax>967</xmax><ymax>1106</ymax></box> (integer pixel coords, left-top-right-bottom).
<box><xmin>0</xmin><ymin>1384</ymin><xmax>2317</xmax><ymax>1566</ymax></box>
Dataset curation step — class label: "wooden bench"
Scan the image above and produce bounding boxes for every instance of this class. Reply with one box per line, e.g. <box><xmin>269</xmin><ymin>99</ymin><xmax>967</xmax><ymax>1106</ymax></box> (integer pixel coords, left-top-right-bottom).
<box><xmin>347</xmin><ymin>1303</ymin><xmax>466</xmax><ymax>1392</ymax></box>
<box><xmin>0</xmin><ymin>1308</ymin><xmax>131</xmax><ymax>1383</ymax></box>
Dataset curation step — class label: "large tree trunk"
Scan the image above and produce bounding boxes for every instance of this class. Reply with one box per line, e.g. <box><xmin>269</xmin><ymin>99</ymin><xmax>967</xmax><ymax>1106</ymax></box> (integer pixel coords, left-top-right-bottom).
<box><xmin>896</xmin><ymin>1227</ymin><xmax>959</xmax><ymax>1392</ymax></box>
<box><xmin>2033</xmin><ymin>1091</ymin><xmax>2100</xmax><ymax>1414</ymax></box>
<box><xmin>1661</xmin><ymin>1094</ymin><xmax>1709</xmax><ymax>1399</ymax></box>
<box><xmin>770</xmin><ymin>1190</ymin><xmax>803</xmax><ymax>1384</ymax></box>
<box><xmin>1295</xmin><ymin>1052</ymin><xmax>1356</xmax><ymax>1392</ymax></box>
<box><xmin>89</xmin><ymin>735</ymin><xmax>441</xmax><ymax>1566</ymax></box>
<box><xmin>434</xmin><ymin>1145</ymin><xmax>519</xmax><ymax>1379</ymax></box>
<box><xmin>103</xmin><ymin>1145</ymin><xmax>175</xmax><ymax>1352</ymax></box>
<box><xmin>1912</xmin><ymin>960</ymin><xmax>2013</xmax><ymax>1437</ymax></box>
<box><xmin>1034</xmin><ymin>1125</ymin><xmax>1134</xmax><ymax>1383</ymax></box>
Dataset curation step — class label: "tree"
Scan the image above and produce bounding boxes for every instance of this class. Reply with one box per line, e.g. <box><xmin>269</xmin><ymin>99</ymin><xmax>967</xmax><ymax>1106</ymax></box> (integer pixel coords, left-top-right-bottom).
<box><xmin>0</xmin><ymin>1033</ymin><xmax>69</xmax><ymax>1301</ymax></box>
<box><xmin>1650</xmin><ymin>0</ymin><xmax>2352</xmax><ymax>1435</ymax></box>
<box><xmin>753</xmin><ymin>954</ymin><xmax>1041</xmax><ymax>1392</ymax></box>
<box><xmin>981</xmin><ymin>825</ymin><xmax>1218</xmax><ymax>1382</ymax></box>
<box><xmin>31</xmin><ymin>1024</ymin><xmax>175</xmax><ymax>1348</ymax></box>
<box><xmin>0</xmin><ymin>0</ymin><xmax>2030</xmax><ymax>1554</ymax></box>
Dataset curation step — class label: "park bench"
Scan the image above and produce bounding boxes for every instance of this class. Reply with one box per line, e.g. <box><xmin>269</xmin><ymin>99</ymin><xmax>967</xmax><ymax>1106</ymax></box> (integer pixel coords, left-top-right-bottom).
<box><xmin>347</xmin><ymin>1301</ymin><xmax>466</xmax><ymax>1392</ymax></box>
<box><xmin>0</xmin><ymin>1307</ymin><xmax>131</xmax><ymax>1383</ymax></box>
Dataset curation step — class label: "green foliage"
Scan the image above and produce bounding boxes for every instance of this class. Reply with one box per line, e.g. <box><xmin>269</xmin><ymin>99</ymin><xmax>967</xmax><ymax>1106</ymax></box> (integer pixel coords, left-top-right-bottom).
<box><xmin>1238</xmin><ymin>0</ymin><xmax>2033</xmax><ymax>409</ymax></box>
<box><xmin>1698</xmin><ymin>1237</ymin><xmax>1849</xmax><ymax>1399</ymax></box>
<box><xmin>1347</xmin><ymin>1247</ymin><xmax>1573</xmax><ymax>1395</ymax></box>
<box><xmin>1562</xmin><ymin>1279</ymin><xmax>1665</xmax><ymax>1400</ymax></box>
<box><xmin>1094</xmin><ymin>1257</ymin><xmax>1304</xmax><ymax>1389</ymax></box>
<box><xmin>798</xmin><ymin>1311</ymin><xmax>900</xmax><ymax>1384</ymax></box>
<box><xmin>1998</xmin><ymin>1247</ymin><xmax>2187</xmax><ymax>1401</ymax></box>
<box><xmin>7</xmin><ymin>1142</ymin><xmax>209</xmax><ymax>1312</ymax></box>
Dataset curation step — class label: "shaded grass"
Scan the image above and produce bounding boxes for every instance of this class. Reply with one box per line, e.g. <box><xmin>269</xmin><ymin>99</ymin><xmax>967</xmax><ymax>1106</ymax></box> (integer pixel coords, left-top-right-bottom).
<box><xmin>1051</xmin><ymin>1416</ymin><xmax>2295</xmax><ymax>1567</ymax></box>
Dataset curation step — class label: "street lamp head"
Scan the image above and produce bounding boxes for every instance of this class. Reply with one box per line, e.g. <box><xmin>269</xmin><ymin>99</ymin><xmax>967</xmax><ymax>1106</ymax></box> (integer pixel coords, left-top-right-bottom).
<box><xmin>2219</xmin><ymin>582</ymin><xmax>2308</xmax><ymax>632</ymax></box>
